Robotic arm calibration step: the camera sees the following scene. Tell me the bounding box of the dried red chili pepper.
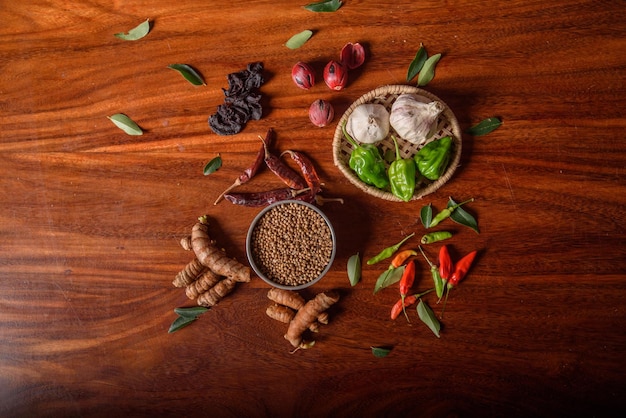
[214,128,275,204]
[281,150,321,195]
[398,260,416,322]
[262,138,307,190]
[224,187,310,207]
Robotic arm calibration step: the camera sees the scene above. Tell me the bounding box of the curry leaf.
[406,44,427,81]
[285,30,313,49]
[347,253,361,286]
[448,197,479,233]
[168,315,197,333]
[373,265,405,294]
[466,117,502,136]
[107,113,143,135]
[174,307,209,318]
[114,19,151,41]
[417,299,441,338]
[168,64,206,86]
[417,53,441,86]
[304,0,342,12]
[371,346,392,358]
[420,203,433,228]
[203,155,222,176]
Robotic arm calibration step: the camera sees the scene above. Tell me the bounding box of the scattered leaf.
[107,113,143,135]
[114,19,151,41]
[448,197,479,233]
[373,265,405,294]
[406,44,427,81]
[417,53,441,86]
[203,155,222,176]
[417,299,441,338]
[304,0,343,12]
[285,30,313,49]
[168,64,206,86]
[371,346,392,358]
[347,253,361,286]
[466,117,502,136]
[168,315,197,333]
[174,306,209,318]
[420,203,433,228]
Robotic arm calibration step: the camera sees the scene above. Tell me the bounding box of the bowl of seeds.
[246,200,336,290]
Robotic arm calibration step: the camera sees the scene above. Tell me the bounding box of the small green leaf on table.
[466,117,502,136]
[304,0,343,12]
[285,30,313,49]
[203,155,222,176]
[168,64,206,86]
[417,299,441,338]
[406,43,427,81]
[107,113,143,135]
[347,253,361,286]
[448,197,479,233]
[420,203,433,228]
[417,53,442,86]
[114,19,151,41]
[371,346,392,358]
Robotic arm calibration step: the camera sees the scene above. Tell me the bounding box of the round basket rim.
[332,84,462,201]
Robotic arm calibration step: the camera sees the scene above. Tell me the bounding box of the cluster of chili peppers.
[214,128,342,207]
[384,243,478,323]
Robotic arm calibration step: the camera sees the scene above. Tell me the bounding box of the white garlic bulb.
[346,103,390,144]
[390,94,445,145]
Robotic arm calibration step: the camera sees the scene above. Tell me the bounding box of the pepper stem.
[392,135,401,161]
[418,245,434,268]
[342,121,359,148]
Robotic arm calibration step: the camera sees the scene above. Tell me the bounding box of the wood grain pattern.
[1,1,625,417]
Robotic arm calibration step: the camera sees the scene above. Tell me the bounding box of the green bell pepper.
[414,136,453,181]
[388,136,416,202]
[342,123,389,189]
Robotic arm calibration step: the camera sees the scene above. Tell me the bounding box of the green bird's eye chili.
[367,232,415,265]
[420,231,452,244]
[414,136,452,180]
[418,245,444,299]
[388,136,416,202]
[342,122,389,189]
[429,198,474,228]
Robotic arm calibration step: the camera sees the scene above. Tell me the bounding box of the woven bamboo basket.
[332,85,462,201]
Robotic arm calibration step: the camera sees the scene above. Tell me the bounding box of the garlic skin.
[346,103,390,144]
[390,94,445,145]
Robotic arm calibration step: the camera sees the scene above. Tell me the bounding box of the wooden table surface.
[1,1,625,417]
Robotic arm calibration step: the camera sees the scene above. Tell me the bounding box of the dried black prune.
[209,62,265,136]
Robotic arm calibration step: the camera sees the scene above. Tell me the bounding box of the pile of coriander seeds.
[249,202,335,287]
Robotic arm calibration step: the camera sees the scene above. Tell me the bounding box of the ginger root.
[173,258,206,288]
[197,277,237,307]
[191,216,250,283]
[185,269,222,300]
[284,290,340,350]
[266,303,320,333]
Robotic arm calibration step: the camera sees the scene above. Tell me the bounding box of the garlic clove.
[346,103,390,144]
[390,94,444,145]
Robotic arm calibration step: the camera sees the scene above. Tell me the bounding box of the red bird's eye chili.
[418,246,445,300]
[390,288,435,320]
[440,249,478,318]
[262,138,307,190]
[214,128,275,205]
[281,150,321,195]
[398,260,416,322]
[438,244,453,282]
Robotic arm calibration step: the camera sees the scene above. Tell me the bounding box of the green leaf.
[417,299,441,338]
[466,117,502,136]
[373,265,405,294]
[304,0,342,12]
[447,197,479,233]
[347,253,361,286]
[107,113,143,135]
[203,155,222,176]
[406,44,427,81]
[114,19,151,41]
[420,203,432,228]
[168,315,197,333]
[371,346,392,358]
[168,64,206,86]
[417,53,441,86]
[285,30,313,49]
[174,306,209,318]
